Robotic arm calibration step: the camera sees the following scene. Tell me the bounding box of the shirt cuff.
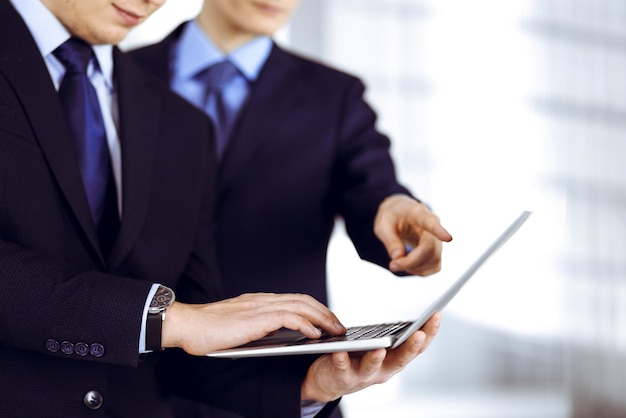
[301,399,326,418]
[139,283,160,354]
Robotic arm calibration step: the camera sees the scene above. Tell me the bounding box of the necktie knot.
[197,59,239,93]
[54,38,95,74]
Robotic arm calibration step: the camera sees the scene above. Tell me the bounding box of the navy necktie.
[54,38,119,255]
[196,60,239,157]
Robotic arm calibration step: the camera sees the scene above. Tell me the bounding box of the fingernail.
[391,249,403,259]
[441,228,453,241]
[390,262,400,272]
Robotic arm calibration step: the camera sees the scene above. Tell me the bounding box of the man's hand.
[301,313,441,402]
[374,194,452,275]
[161,293,346,356]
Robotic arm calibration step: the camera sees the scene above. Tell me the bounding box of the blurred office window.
[125,1,625,416]
[290,1,626,417]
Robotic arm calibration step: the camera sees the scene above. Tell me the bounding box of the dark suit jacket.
[131,24,411,306]
[0,3,320,417]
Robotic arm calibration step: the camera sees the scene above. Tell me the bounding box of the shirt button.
[45,339,60,353]
[90,343,105,358]
[83,390,103,410]
[75,342,89,356]
[60,341,74,355]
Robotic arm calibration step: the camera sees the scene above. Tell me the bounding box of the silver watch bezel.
[148,285,175,314]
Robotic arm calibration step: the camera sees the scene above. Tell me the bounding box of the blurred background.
[121,1,626,417]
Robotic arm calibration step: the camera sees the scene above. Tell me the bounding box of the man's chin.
[80,28,132,46]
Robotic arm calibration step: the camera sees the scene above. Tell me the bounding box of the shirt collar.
[10,0,114,90]
[174,20,273,82]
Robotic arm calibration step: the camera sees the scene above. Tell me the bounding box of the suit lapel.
[108,50,161,270]
[0,1,103,262]
[221,45,304,173]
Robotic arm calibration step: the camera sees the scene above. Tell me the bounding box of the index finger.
[413,211,453,242]
[265,293,347,336]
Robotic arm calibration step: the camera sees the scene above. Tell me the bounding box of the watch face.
[149,286,175,313]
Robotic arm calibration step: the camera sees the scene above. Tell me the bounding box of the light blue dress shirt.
[170,21,272,124]
[10,0,158,354]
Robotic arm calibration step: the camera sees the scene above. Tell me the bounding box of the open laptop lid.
[206,210,532,358]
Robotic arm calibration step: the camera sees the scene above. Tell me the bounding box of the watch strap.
[146,311,164,352]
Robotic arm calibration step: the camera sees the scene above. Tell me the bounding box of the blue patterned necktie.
[54,38,119,254]
[196,59,239,157]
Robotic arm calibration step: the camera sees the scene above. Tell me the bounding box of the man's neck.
[195,14,257,54]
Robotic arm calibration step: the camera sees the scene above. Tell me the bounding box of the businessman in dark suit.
[0,0,442,417]
[132,0,452,309]
[131,0,452,417]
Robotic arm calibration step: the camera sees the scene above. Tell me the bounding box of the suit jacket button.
[60,341,74,355]
[83,390,103,410]
[90,343,105,358]
[75,342,89,356]
[45,339,60,353]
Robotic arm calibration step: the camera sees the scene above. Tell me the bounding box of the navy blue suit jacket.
[131,24,411,306]
[0,3,323,417]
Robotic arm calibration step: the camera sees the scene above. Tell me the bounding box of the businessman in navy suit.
[0,0,442,416]
[131,0,452,417]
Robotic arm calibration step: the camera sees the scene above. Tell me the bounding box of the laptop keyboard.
[321,321,413,341]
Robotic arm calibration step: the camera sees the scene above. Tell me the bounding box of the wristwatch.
[146,285,175,352]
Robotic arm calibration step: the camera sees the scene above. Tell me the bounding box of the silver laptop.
[206,211,532,358]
